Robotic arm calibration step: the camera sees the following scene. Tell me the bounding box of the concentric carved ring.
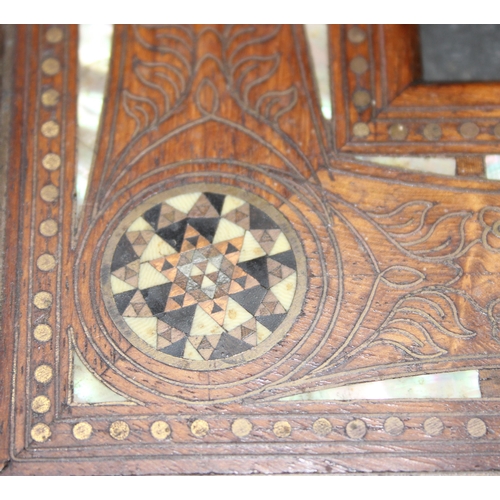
[77,166,340,403]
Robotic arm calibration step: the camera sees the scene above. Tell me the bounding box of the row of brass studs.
[30,26,64,444]
[352,121,500,141]
[30,416,489,443]
[346,25,373,141]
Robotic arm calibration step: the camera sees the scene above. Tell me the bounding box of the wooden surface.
[2,24,500,475]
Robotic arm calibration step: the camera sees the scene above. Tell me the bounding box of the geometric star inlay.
[108,190,298,367]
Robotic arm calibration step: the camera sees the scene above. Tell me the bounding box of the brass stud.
[459,122,479,139]
[42,153,61,171]
[423,123,442,141]
[34,364,53,384]
[389,123,408,141]
[34,324,53,342]
[32,395,51,414]
[46,27,63,44]
[73,421,93,441]
[352,89,371,108]
[37,253,56,272]
[190,419,209,437]
[384,416,405,436]
[150,420,171,441]
[40,219,58,237]
[40,184,59,202]
[349,56,369,75]
[347,26,366,44]
[31,423,51,443]
[33,292,53,310]
[231,418,253,438]
[41,120,60,138]
[41,58,61,76]
[494,123,500,139]
[467,417,487,438]
[41,89,60,107]
[109,420,129,440]
[423,417,444,436]
[353,122,370,138]
[346,419,367,439]
[312,418,332,437]
[273,420,292,438]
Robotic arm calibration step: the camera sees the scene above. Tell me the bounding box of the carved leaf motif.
[133,59,187,115]
[368,201,472,260]
[195,78,219,115]
[375,323,446,358]
[122,91,158,138]
[255,87,298,122]
[133,24,194,63]
[368,201,433,235]
[232,54,281,105]
[373,288,476,359]
[380,266,425,289]
[225,26,296,121]
[120,25,194,136]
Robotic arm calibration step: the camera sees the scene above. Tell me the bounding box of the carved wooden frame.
[331,24,500,155]
[2,24,500,475]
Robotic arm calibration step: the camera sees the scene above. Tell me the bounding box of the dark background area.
[420,24,500,82]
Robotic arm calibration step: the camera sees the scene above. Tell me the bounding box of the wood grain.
[2,24,500,475]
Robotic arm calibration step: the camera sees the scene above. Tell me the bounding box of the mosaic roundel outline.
[101,184,306,371]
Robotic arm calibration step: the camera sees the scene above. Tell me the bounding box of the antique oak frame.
[2,24,500,474]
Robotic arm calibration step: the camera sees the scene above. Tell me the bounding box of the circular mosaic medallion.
[102,185,304,371]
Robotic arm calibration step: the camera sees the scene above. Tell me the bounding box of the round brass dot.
[37,253,56,272]
[41,89,60,107]
[347,26,366,44]
[423,416,444,436]
[150,420,171,440]
[389,123,408,141]
[231,418,252,438]
[190,419,209,437]
[349,56,369,75]
[352,89,371,108]
[34,323,52,342]
[109,420,129,440]
[34,364,53,384]
[40,184,59,202]
[41,58,61,76]
[346,419,367,439]
[312,418,332,437]
[41,120,60,138]
[42,153,61,171]
[33,292,53,310]
[494,123,500,139]
[353,122,370,138]
[32,395,51,414]
[384,416,405,436]
[467,417,487,438]
[39,219,58,237]
[46,27,63,44]
[459,122,480,140]
[31,423,51,443]
[423,123,442,141]
[73,421,93,440]
[273,420,292,438]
